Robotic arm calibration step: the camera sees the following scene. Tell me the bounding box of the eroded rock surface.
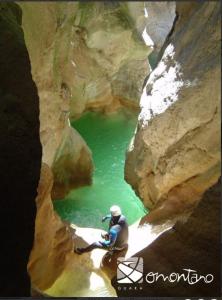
[18,2,176,198]
[28,164,115,296]
[28,164,74,291]
[125,2,221,221]
[18,2,153,121]
[51,126,93,199]
[19,3,94,196]
[127,2,176,67]
[45,225,116,297]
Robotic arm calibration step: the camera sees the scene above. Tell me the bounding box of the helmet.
[110,205,121,216]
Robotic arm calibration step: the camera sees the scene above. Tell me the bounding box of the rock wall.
[0,2,220,297]
[51,126,93,199]
[125,1,221,222]
[112,179,221,297]
[28,164,74,291]
[19,3,93,197]
[19,3,93,198]
[18,2,176,199]
[0,3,41,295]
[127,2,176,68]
[16,1,181,295]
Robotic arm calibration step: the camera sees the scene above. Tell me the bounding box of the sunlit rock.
[43,220,172,297]
[45,224,116,297]
[28,164,116,297]
[28,164,74,291]
[125,2,221,221]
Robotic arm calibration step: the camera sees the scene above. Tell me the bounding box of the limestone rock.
[127,2,176,53]
[51,126,93,199]
[19,2,93,195]
[111,59,148,111]
[69,2,151,117]
[29,164,114,296]
[45,225,116,297]
[125,2,221,220]
[143,2,176,52]
[19,2,176,197]
[19,2,152,121]
[28,164,74,291]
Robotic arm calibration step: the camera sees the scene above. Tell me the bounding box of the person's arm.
[101,214,112,222]
[101,229,117,248]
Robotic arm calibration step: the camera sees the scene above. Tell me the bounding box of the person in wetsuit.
[75,205,128,254]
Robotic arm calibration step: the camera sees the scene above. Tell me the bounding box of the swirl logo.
[117,257,143,283]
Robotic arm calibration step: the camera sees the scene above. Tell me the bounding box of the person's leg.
[82,241,104,252]
[75,241,105,254]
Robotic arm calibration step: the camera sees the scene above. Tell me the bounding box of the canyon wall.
[19,3,93,198]
[125,1,221,222]
[0,3,41,295]
[0,3,74,294]
[15,2,153,294]
[6,1,220,296]
[28,164,74,292]
[20,1,153,120]
[0,3,74,295]
[19,1,176,199]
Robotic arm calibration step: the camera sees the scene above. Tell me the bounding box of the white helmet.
[110,205,121,217]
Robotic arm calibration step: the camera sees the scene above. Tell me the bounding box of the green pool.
[53,110,147,229]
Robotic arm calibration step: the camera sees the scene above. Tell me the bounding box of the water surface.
[53,110,147,229]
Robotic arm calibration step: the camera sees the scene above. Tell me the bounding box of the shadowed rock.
[0,3,41,296]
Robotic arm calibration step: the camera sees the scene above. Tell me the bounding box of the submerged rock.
[125,2,221,221]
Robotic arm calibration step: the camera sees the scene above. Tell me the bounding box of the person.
[74,205,128,255]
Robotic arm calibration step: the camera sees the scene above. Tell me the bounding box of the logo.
[117,257,143,284]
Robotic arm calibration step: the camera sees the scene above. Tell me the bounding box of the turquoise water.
[53,110,147,229]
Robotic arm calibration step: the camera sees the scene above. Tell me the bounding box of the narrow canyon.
[0,1,220,297]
